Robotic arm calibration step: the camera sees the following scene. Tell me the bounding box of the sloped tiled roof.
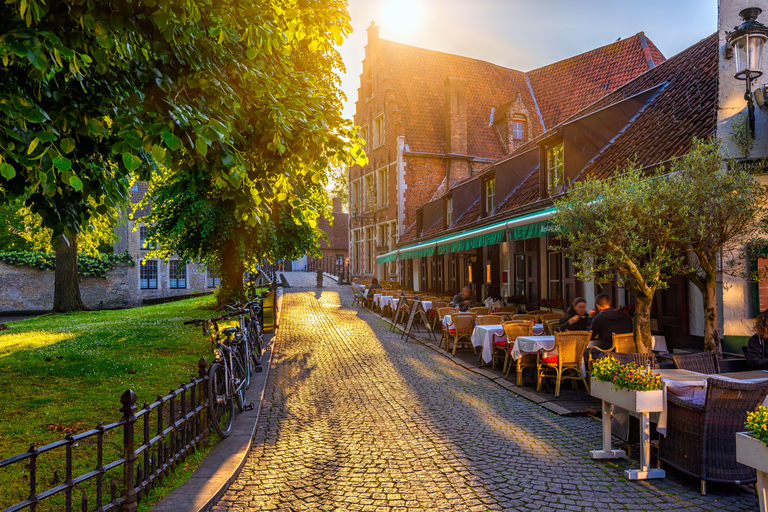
[453,199,482,228]
[527,33,665,128]
[378,40,542,159]
[497,33,717,215]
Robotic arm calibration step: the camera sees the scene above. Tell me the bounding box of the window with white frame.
[373,115,385,148]
[207,271,221,288]
[350,179,360,213]
[511,120,525,140]
[353,230,362,274]
[365,227,374,273]
[485,177,495,215]
[376,167,388,207]
[547,143,564,192]
[139,226,154,251]
[445,196,453,227]
[364,174,374,211]
[360,125,369,148]
[169,261,186,289]
[140,260,158,289]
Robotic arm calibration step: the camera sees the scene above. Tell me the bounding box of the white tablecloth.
[511,335,556,360]
[378,296,395,309]
[373,293,383,306]
[471,325,505,364]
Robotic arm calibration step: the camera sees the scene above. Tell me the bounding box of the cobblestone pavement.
[216,286,758,511]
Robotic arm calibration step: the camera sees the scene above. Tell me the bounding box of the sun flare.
[382,0,423,34]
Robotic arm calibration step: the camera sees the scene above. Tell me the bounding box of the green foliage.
[746,406,768,448]
[0,250,133,277]
[731,115,754,160]
[327,165,349,208]
[592,357,664,392]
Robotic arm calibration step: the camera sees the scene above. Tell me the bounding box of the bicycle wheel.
[247,319,263,366]
[237,335,252,390]
[207,361,234,438]
[231,352,248,412]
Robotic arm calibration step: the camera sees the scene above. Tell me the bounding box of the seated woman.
[483,285,505,311]
[558,297,589,332]
[747,310,768,370]
[365,277,383,298]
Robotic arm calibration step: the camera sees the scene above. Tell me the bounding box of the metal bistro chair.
[671,351,721,375]
[447,313,477,356]
[537,331,592,397]
[492,321,533,376]
[659,378,768,495]
[476,315,504,326]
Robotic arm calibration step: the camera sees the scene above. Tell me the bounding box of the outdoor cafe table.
[392,298,433,312]
[510,333,553,361]
[471,324,505,364]
[377,295,394,310]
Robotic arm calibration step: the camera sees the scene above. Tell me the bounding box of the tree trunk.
[53,234,87,312]
[633,298,654,353]
[703,271,720,353]
[219,238,245,305]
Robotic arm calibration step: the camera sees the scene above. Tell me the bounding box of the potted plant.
[589,357,666,480]
[736,405,768,510]
[539,298,565,314]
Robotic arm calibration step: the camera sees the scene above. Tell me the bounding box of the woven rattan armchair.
[659,378,768,494]
[671,351,721,374]
[351,285,365,306]
[469,307,491,315]
[513,314,536,322]
[430,302,449,330]
[537,331,591,397]
[496,306,518,314]
[540,313,561,323]
[437,307,458,350]
[527,309,549,321]
[589,332,638,369]
[544,319,560,335]
[447,313,477,356]
[494,322,534,380]
[477,315,504,326]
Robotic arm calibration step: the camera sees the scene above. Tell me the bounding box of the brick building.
[305,197,349,269]
[348,22,664,283]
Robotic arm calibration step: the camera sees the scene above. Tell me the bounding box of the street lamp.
[727,7,768,138]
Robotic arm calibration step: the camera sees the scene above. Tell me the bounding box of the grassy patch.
[0,296,229,509]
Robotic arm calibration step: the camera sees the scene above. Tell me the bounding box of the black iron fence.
[1,358,210,512]
[306,257,349,284]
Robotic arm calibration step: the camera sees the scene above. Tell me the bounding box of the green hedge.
[0,251,135,278]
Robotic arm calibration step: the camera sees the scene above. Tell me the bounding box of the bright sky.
[339,0,718,120]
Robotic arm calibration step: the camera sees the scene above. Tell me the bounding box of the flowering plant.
[591,357,664,392]
[746,406,768,447]
[539,298,564,310]
[507,294,526,304]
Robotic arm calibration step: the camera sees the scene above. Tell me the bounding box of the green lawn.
[0,296,228,509]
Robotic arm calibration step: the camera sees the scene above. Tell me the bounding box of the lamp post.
[727,7,768,138]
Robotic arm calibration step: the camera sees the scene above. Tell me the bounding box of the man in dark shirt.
[588,294,633,350]
[452,286,475,308]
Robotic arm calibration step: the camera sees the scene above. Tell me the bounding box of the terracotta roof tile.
[453,199,482,228]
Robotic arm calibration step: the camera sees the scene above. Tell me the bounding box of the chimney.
[445,77,470,183]
[332,197,343,213]
[368,21,379,43]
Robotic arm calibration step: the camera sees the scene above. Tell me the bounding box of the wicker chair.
[527,309,549,321]
[437,307,459,349]
[469,307,491,315]
[447,313,477,355]
[540,313,562,323]
[544,319,560,335]
[492,322,534,377]
[477,315,504,325]
[351,285,365,306]
[671,352,721,374]
[589,332,638,369]
[537,331,591,397]
[513,314,536,322]
[612,352,656,368]
[430,302,449,330]
[496,306,518,314]
[659,378,768,494]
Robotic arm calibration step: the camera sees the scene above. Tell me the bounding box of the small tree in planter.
[589,357,666,480]
[736,406,768,510]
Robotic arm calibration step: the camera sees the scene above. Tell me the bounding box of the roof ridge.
[525,32,650,74]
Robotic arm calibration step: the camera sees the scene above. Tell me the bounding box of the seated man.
[747,310,768,370]
[351,277,366,295]
[452,286,475,309]
[588,293,633,351]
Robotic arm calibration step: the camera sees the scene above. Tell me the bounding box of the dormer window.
[546,144,564,192]
[484,177,495,215]
[445,196,453,228]
[416,210,424,236]
[511,120,525,140]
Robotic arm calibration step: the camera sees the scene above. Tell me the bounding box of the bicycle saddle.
[222,327,239,335]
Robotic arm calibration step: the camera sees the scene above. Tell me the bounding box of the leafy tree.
[327,165,349,209]
[667,138,768,352]
[552,163,683,352]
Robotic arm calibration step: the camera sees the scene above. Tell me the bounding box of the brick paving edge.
[151,289,285,512]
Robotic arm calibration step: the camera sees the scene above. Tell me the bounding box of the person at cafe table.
[483,284,506,310]
[747,309,768,370]
[365,277,383,298]
[587,293,632,349]
[558,297,589,332]
[351,277,366,295]
[452,286,475,309]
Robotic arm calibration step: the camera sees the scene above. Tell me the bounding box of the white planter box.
[736,432,768,512]
[590,378,664,413]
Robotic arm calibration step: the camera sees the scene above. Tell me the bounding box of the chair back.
[513,314,536,322]
[437,307,458,325]
[450,313,476,335]
[671,351,720,374]
[612,332,638,353]
[432,301,449,310]
[477,315,504,325]
[527,309,549,317]
[544,319,560,335]
[553,331,592,365]
[612,352,656,368]
[503,322,533,341]
[540,313,561,322]
[496,306,518,314]
[469,307,490,315]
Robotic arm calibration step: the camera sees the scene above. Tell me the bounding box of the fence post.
[120,390,138,512]
[198,358,209,447]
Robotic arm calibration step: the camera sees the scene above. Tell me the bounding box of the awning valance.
[510,219,561,241]
[437,219,508,255]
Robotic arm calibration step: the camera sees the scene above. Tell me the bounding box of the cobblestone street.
[216,278,759,511]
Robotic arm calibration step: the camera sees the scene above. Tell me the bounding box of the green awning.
[437,224,507,255]
[377,253,398,264]
[400,245,436,260]
[510,220,561,241]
